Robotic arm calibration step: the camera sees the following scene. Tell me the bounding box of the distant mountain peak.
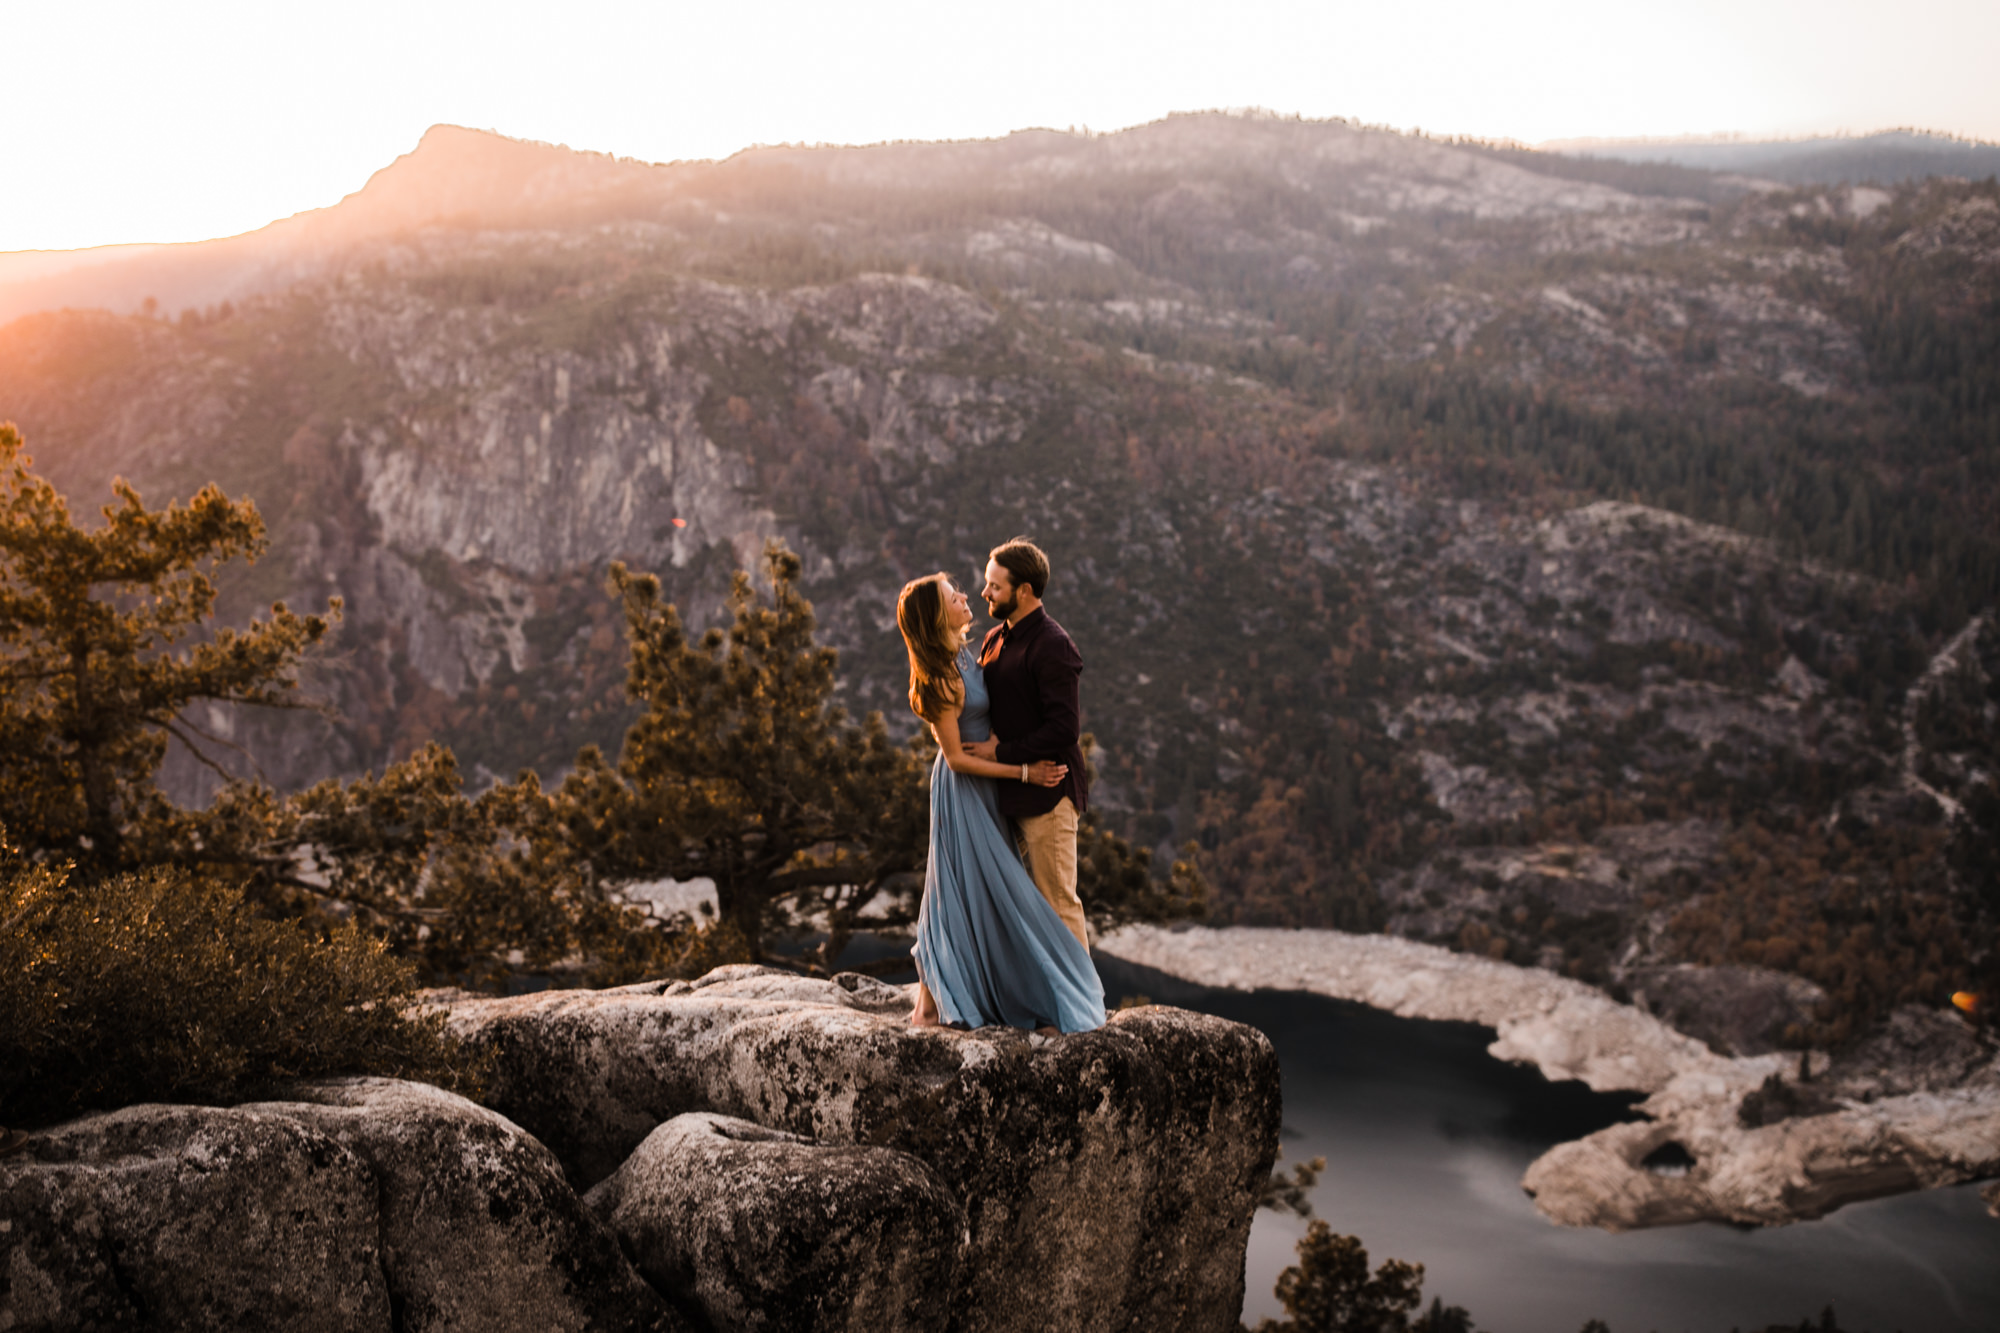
[312,124,656,241]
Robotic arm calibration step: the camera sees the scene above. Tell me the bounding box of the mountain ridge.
[0,124,671,324]
[2,112,1994,1062]
[0,115,1685,325]
[1544,128,2000,188]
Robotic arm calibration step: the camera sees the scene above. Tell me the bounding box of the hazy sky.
[4,0,1996,252]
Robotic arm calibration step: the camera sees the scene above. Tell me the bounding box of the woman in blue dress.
[895,573,1107,1034]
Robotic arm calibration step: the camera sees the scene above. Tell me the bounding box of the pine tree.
[0,424,682,988]
[0,423,335,875]
[1413,1299,1475,1333]
[554,544,930,968]
[1255,1220,1427,1333]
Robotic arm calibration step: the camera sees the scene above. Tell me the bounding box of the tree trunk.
[719,874,765,963]
[69,632,118,868]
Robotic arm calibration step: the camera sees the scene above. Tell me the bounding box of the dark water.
[1093,956,2000,1333]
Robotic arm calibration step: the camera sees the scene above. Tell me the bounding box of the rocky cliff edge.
[1,966,1279,1333]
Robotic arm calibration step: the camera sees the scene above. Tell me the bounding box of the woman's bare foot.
[1034,1025,1059,1037]
[911,981,942,1027]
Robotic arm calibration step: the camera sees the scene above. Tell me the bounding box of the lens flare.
[1951,991,1978,1015]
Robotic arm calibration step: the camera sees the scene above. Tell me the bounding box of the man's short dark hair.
[989,537,1050,598]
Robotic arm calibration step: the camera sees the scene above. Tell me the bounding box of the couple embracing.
[895,538,1107,1035]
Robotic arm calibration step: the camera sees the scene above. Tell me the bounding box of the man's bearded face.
[982,559,1019,621]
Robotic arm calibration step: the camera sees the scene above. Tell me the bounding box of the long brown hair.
[896,573,966,723]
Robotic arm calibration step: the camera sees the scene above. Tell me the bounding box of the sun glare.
[2,0,1997,251]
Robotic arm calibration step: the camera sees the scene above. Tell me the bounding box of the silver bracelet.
[1020,763,1029,783]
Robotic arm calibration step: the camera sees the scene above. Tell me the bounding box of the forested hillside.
[3,113,1994,1048]
[1547,129,2000,189]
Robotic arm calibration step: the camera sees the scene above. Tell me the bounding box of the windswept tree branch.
[161,709,268,784]
[159,719,245,786]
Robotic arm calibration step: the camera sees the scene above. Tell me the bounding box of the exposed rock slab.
[0,1082,683,1332]
[437,966,1279,1333]
[1,1104,390,1331]
[1098,925,2000,1231]
[1098,924,1752,1094]
[1823,1004,1995,1099]
[587,1111,963,1333]
[1521,1082,2000,1229]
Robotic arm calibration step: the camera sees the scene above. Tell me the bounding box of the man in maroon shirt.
[965,538,1090,948]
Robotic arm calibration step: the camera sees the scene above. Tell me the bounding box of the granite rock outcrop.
[437,966,1281,1333]
[1,1104,392,1331]
[586,1111,964,1333]
[4,971,1277,1333]
[0,1080,680,1332]
[249,1078,683,1332]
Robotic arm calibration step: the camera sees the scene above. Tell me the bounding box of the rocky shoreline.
[1097,924,2000,1231]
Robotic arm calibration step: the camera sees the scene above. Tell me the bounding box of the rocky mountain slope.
[2,114,1994,1055]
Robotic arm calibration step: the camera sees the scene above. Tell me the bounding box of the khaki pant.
[1015,797,1089,949]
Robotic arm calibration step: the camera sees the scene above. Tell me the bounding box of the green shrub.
[0,842,475,1128]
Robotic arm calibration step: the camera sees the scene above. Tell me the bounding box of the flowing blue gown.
[912,647,1107,1033]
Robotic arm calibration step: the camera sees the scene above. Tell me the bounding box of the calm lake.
[1092,955,2000,1333]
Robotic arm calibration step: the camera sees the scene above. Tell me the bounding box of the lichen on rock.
[1,1104,391,1332]
[245,1078,683,1332]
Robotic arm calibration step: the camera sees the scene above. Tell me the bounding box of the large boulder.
[439,966,1280,1333]
[0,1080,685,1333]
[1,1104,392,1331]
[246,1078,684,1332]
[586,1111,963,1332]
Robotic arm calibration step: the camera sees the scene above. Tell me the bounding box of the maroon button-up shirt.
[978,606,1088,819]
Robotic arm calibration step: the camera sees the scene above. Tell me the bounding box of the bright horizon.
[5,0,1997,254]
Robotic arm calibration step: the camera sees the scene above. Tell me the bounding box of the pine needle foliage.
[1254,1221,1427,1333]
[211,743,701,990]
[1077,814,1209,929]
[555,544,930,967]
[0,831,473,1128]
[0,424,698,990]
[0,421,336,876]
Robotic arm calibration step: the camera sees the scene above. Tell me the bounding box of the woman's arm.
[933,708,1067,787]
